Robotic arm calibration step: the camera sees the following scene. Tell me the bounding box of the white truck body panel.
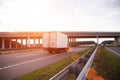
[43,32,68,48]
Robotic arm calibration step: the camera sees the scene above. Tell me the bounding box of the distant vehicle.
[43,31,69,53]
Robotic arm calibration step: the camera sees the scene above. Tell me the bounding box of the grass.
[16,47,92,80]
[66,74,76,80]
[87,47,120,80]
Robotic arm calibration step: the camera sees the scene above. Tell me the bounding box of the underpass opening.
[74,38,114,47]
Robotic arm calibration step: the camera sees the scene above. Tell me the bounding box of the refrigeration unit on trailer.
[43,31,69,53]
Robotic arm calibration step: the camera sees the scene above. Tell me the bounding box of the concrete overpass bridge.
[0,32,43,50]
[0,32,120,50]
[63,32,120,46]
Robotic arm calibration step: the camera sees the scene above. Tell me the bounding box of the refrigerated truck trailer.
[43,31,69,53]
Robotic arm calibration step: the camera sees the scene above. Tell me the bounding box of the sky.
[0,0,120,32]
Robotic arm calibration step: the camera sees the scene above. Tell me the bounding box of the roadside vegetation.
[87,47,120,80]
[16,47,92,80]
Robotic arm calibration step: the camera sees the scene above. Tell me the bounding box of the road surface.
[106,46,120,56]
[0,47,88,80]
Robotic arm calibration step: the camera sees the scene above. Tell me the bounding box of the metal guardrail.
[49,53,81,80]
[76,47,98,80]
[105,47,120,56]
[49,47,97,80]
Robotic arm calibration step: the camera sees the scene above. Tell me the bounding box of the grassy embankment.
[16,47,92,80]
[87,47,120,80]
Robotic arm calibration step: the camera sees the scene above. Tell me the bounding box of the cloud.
[107,0,120,8]
[0,0,120,31]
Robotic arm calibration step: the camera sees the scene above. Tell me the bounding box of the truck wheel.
[52,50,56,54]
[49,51,52,54]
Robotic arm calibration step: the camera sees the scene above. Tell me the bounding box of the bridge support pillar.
[38,38,41,48]
[26,38,27,47]
[21,39,23,48]
[68,38,71,46]
[96,36,99,46]
[71,38,73,42]
[15,39,18,49]
[27,37,30,47]
[115,37,120,46]
[70,38,72,42]
[2,38,5,50]
[68,38,77,47]
[38,38,40,45]
[34,38,36,47]
[69,38,71,43]
[73,38,76,42]
[9,38,12,49]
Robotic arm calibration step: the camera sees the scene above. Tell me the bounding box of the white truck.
[43,31,69,53]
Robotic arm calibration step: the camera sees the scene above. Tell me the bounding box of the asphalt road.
[0,47,88,80]
[106,46,120,56]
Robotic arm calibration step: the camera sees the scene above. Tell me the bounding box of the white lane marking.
[16,54,37,58]
[0,48,86,71]
[106,47,120,56]
[0,53,64,71]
